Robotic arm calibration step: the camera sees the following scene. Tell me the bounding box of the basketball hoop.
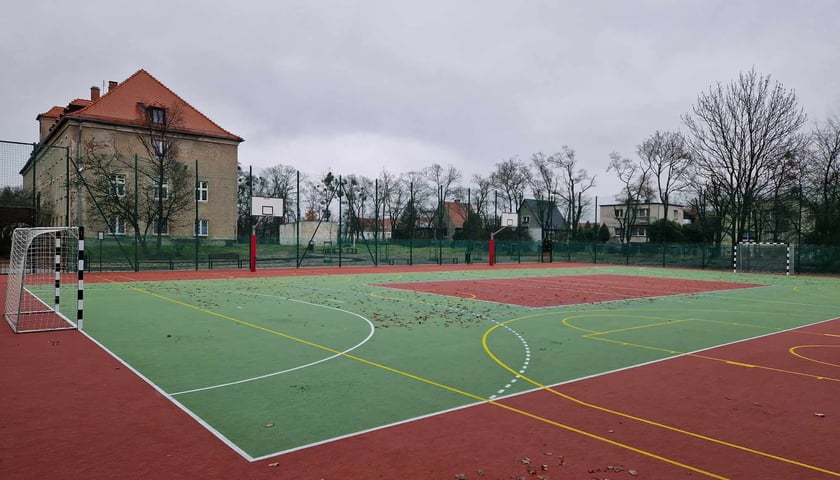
[489,213,518,266]
[249,197,285,271]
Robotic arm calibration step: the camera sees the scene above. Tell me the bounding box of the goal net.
[4,227,84,333]
[733,242,792,275]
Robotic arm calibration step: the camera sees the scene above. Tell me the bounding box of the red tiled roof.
[37,106,64,120]
[445,201,472,227]
[41,69,242,143]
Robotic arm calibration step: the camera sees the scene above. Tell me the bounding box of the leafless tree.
[527,152,565,245]
[422,164,462,239]
[340,174,373,242]
[636,130,692,216]
[490,156,530,213]
[555,146,596,238]
[804,114,840,244]
[129,101,194,249]
[682,68,807,242]
[607,152,653,244]
[471,173,494,228]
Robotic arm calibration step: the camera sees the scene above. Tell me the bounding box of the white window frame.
[196,180,209,202]
[109,173,126,198]
[108,217,126,235]
[153,139,169,157]
[522,216,530,225]
[153,218,169,236]
[615,208,624,217]
[148,107,166,125]
[194,219,209,237]
[153,179,169,200]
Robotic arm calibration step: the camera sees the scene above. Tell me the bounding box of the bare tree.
[682,68,807,242]
[490,156,530,214]
[471,173,494,229]
[131,102,194,249]
[379,169,403,239]
[341,174,373,242]
[528,152,565,247]
[422,164,462,239]
[805,114,840,244]
[607,152,653,244]
[555,146,596,239]
[636,130,692,216]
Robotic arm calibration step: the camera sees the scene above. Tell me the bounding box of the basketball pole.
[489,213,517,266]
[250,215,267,272]
[489,225,507,267]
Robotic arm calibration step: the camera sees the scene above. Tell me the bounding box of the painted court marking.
[482,311,840,478]
[170,291,376,396]
[92,275,840,476]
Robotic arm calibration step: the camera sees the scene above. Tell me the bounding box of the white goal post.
[4,226,85,333]
[733,241,793,276]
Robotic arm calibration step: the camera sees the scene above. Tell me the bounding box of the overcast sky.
[3,0,839,202]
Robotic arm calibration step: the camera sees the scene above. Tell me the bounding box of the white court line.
[170,292,375,396]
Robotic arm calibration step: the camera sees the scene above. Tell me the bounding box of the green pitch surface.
[80,266,840,459]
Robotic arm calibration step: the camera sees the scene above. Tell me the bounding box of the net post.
[54,234,61,312]
[733,243,737,273]
[77,226,84,330]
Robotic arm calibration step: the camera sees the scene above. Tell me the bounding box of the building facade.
[599,202,685,242]
[21,69,243,240]
[517,199,566,242]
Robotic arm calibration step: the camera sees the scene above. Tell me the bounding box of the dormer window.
[148,107,166,125]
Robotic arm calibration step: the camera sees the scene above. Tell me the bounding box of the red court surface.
[379,273,762,307]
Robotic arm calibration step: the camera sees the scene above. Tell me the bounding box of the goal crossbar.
[733,241,792,276]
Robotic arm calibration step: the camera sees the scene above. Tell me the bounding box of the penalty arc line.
[170,292,376,396]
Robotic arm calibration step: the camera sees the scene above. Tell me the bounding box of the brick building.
[21,69,243,240]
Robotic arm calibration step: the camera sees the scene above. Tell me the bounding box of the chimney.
[90,86,100,101]
[108,81,118,92]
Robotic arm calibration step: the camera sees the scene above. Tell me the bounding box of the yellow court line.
[584,318,691,336]
[692,354,840,382]
[481,313,840,478]
[104,279,731,479]
[453,291,478,299]
[789,345,840,369]
[563,312,840,382]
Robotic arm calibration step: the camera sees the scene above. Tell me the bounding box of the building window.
[108,217,126,235]
[637,208,649,217]
[109,173,126,198]
[153,179,169,200]
[631,226,647,237]
[148,107,166,125]
[195,219,209,237]
[153,139,169,157]
[673,209,680,220]
[153,218,169,236]
[522,216,530,224]
[196,180,208,202]
[614,208,624,217]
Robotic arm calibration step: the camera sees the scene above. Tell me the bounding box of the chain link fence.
[3,139,840,275]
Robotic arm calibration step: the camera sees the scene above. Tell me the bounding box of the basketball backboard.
[251,196,285,217]
[500,212,518,227]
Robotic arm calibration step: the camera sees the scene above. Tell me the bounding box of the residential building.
[517,199,566,242]
[21,69,243,240]
[599,202,685,242]
[442,200,472,238]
